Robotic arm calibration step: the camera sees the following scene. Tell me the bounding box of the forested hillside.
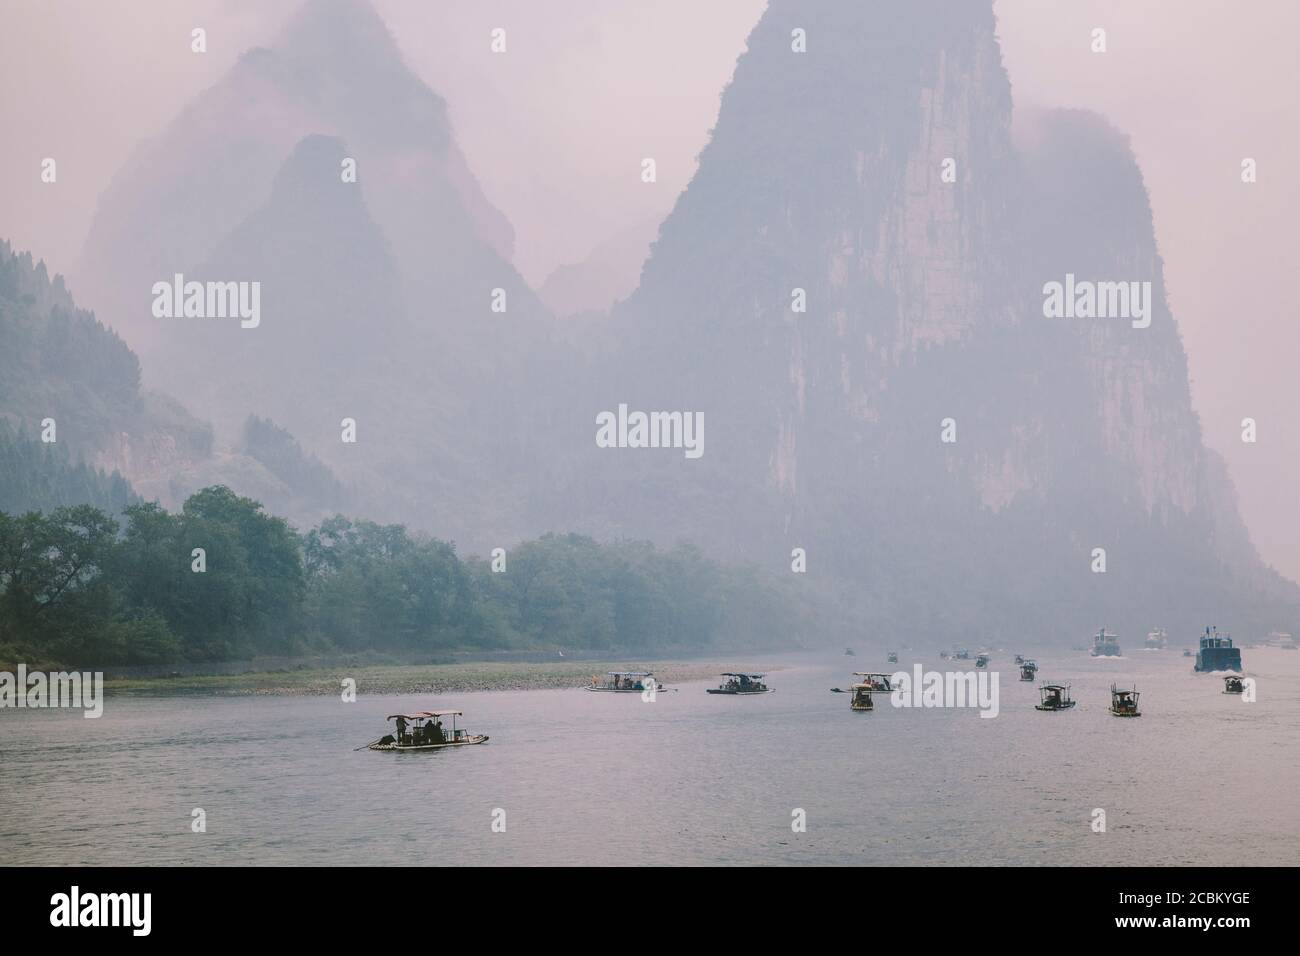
[0,486,813,668]
[0,422,136,516]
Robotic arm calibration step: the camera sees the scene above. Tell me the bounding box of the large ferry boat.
[1194,627,1242,672]
[1090,628,1121,657]
[1144,628,1167,650]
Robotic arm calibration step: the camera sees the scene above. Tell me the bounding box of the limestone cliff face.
[556,0,1297,639]
[1013,108,1203,519]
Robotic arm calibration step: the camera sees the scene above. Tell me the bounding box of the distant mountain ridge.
[0,239,347,527]
[62,0,1298,643]
[78,0,567,542]
[544,0,1299,640]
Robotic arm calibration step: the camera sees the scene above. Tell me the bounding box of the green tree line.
[0,485,810,667]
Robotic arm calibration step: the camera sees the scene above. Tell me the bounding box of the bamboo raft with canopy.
[363,711,488,751]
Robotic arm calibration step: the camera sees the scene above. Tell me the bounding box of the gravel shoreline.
[102,660,769,697]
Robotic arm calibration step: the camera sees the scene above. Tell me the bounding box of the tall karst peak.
[264,0,451,152]
[557,0,1296,640]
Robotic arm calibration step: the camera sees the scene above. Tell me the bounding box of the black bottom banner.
[0,865,1284,941]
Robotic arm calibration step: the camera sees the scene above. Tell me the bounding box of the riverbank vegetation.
[0,485,812,668]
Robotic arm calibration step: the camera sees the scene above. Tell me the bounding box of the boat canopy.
[1040,684,1069,691]
[721,672,765,678]
[854,672,894,679]
[386,711,462,720]
[607,671,653,677]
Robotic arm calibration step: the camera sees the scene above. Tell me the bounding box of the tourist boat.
[953,649,971,661]
[1264,631,1296,650]
[366,711,488,751]
[707,672,771,695]
[1144,628,1168,650]
[887,651,898,664]
[1019,659,1038,681]
[588,671,662,693]
[854,672,895,692]
[1222,675,1246,695]
[1109,684,1141,717]
[1194,627,1242,673]
[975,653,991,668]
[1035,684,1076,711]
[1090,628,1122,657]
[850,682,874,711]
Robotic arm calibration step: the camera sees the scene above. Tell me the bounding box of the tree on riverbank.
[0,486,810,667]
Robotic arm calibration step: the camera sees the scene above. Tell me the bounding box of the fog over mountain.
[78,0,567,542]
[8,0,1298,646]
[546,0,1299,641]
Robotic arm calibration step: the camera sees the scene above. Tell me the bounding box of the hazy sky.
[1,0,1296,581]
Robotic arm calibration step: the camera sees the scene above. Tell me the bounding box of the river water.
[2,648,1296,865]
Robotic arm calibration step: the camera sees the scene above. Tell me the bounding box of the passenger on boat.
[395,715,408,745]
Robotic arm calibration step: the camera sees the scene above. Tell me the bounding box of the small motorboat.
[850,682,874,712]
[886,651,898,664]
[1019,659,1038,681]
[1108,684,1141,717]
[1014,654,1024,665]
[707,672,772,695]
[844,647,856,657]
[975,653,991,668]
[1222,675,1246,695]
[365,711,488,751]
[1035,684,1076,712]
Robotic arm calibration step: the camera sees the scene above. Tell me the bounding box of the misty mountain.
[0,239,348,527]
[1,239,210,478]
[546,0,1298,642]
[78,0,567,541]
[537,219,660,318]
[67,0,1297,644]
